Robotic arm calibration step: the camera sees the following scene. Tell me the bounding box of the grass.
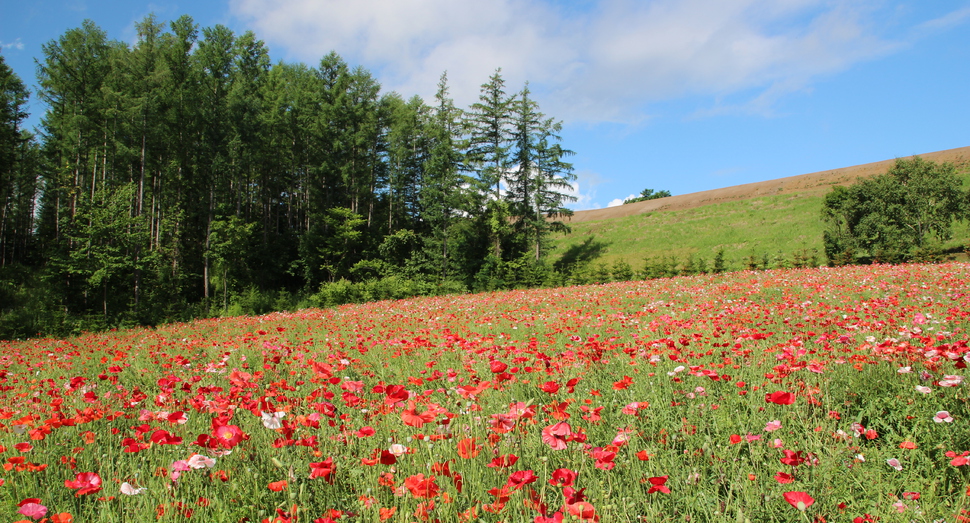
[550,168,970,270]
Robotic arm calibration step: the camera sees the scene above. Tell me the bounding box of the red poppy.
[64,472,102,496]
[646,476,670,494]
[404,474,440,499]
[783,491,815,511]
[539,381,561,394]
[550,468,578,487]
[401,402,435,427]
[309,458,335,483]
[456,438,479,459]
[766,391,796,405]
[506,469,537,490]
[566,501,598,521]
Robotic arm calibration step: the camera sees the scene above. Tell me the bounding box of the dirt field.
[566,146,970,224]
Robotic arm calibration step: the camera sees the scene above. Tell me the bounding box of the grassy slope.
[549,165,970,271]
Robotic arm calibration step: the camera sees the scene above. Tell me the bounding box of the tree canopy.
[0,16,581,338]
[822,156,968,264]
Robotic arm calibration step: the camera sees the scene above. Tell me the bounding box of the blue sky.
[2,0,969,209]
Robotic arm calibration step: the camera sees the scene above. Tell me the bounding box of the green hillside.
[549,168,970,273]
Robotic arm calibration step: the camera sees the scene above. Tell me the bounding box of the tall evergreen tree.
[466,69,513,258]
[421,72,470,282]
[0,54,34,267]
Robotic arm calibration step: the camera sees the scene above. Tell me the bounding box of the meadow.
[548,165,970,270]
[1,262,970,522]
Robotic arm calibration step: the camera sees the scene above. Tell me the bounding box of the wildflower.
[404,474,440,499]
[780,450,807,467]
[64,472,102,496]
[940,375,964,387]
[783,491,815,511]
[541,422,572,450]
[934,411,954,423]
[401,402,434,427]
[17,499,47,520]
[766,391,796,405]
[309,458,335,483]
[506,470,538,490]
[774,472,794,484]
[566,501,598,521]
[646,476,670,494]
[764,420,782,432]
[456,438,479,459]
[260,411,286,430]
[550,468,578,488]
[540,381,561,394]
[187,454,215,469]
[886,458,902,471]
[212,423,245,449]
[120,482,145,495]
[589,447,616,470]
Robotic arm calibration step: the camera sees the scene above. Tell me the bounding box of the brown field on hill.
[567,145,970,224]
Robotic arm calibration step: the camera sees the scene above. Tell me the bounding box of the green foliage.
[312,275,467,308]
[712,248,726,273]
[623,188,672,204]
[822,157,967,264]
[611,259,635,281]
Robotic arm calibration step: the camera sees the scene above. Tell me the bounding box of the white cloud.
[563,170,605,210]
[0,39,25,51]
[608,194,637,207]
[228,0,965,123]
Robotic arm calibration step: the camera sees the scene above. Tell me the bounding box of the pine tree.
[508,83,576,261]
[421,72,470,282]
[0,54,34,267]
[466,69,513,258]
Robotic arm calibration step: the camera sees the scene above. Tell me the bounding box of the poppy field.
[2,263,970,523]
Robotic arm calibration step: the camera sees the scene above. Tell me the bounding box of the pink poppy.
[541,422,572,450]
[17,499,47,520]
[934,411,954,423]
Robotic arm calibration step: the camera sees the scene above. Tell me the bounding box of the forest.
[0,15,580,338]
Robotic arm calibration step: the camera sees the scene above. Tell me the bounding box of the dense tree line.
[0,15,578,338]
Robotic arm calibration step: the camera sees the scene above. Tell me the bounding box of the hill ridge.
[567,145,970,224]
